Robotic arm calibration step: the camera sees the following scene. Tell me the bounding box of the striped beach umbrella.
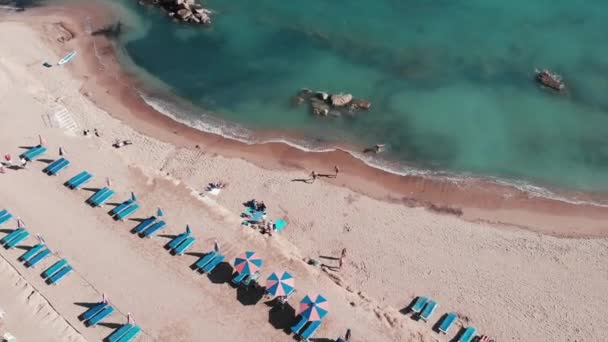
[299,294,329,321]
[266,271,295,297]
[234,251,263,275]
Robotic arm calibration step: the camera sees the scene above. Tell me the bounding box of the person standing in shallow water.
[334,165,340,178]
[310,171,318,183]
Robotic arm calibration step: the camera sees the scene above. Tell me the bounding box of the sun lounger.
[290,315,308,335]
[132,217,156,234]
[116,325,141,342]
[458,326,477,342]
[167,232,188,250]
[68,172,93,189]
[419,300,437,321]
[87,187,110,204]
[24,248,52,267]
[194,252,217,270]
[231,271,248,285]
[0,211,12,225]
[86,305,114,326]
[48,159,70,175]
[92,189,115,207]
[19,244,45,262]
[4,230,29,249]
[0,228,25,246]
[44,158,65,173]
[81,302,107,322]
[0,209,7,217]
[115,204,139,221]
[173,236,195,255]
[41,259,68,279]
[140,220,166,238]
[439,312,458,334]
[47,265,72,285]
[202,254,224,273]
[22,145,47,161]
[66,171,87,187]
[300,320,322,341]
[242,271,260,287]
[410,296,428,314]
[107,324,134,342]
[110,200,134,216]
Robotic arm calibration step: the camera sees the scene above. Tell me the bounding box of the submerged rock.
[330,93,353,107]
[295,89,371,116]
[139,0,213,26]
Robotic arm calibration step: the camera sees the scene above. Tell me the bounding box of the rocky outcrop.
[138,0,213,26]
[292,88,371,116]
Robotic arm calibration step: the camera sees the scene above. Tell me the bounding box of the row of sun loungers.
[409,296,479,341]
[65,171,93,189]
[291,316,322,341]
[166,231,196,255]
[132,217,166,238]
[194,251,225,274]
[87,187,116,207]
[80,301,115,327]
[107,323,142,342]
[20,145,47,161]
[43,158,70,176]
[0,209,13,225]
[1,228,29,249]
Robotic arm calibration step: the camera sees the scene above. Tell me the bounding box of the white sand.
[0,15,607,342]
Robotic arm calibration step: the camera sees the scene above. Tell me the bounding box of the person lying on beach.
[113,139,133,148]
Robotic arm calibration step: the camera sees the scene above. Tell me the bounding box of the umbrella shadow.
[319,255,339,261]
[310,339,334,342]
[267,302,297,334]
[186,251,207,260]
[18,146,34,150]
[128,217,148,223]
[98,322,122,330]
[15,245,31,251]
[208,262,233,284]
[74,301,99,320]
[82,187,100,193]
[236,285,265,306]
[0,229,15,234]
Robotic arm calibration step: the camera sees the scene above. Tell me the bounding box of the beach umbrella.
[38,134,46,146]
[131,192,137,201]
[106,177,112,187]
[157,207,164,217]
[4,153,12,162]
[102,293,109,304]
[266,271,295,297]
[59,146,66,157]
[299,294,329,321]
[274,219,287,232]
[16,218,24,228]
[213,239,220,253]
[186,225,191,235]
[36,234,46,245]
[234,251,263,275]
[127,312,135,325]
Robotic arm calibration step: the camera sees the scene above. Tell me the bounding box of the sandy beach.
[1,5,608,342]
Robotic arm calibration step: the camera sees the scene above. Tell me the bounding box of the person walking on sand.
[20,157,28,169]
[310,171,318,183]
[338,248,347,270]
[334,165,340,178]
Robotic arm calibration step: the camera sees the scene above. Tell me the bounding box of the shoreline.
[11,3,608,238]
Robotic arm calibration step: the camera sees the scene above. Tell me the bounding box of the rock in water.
[330,93,353,107]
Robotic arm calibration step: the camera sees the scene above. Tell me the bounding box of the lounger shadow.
[207,262,232,284]
[236,285,265,306]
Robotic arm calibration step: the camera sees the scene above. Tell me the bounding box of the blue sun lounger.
[420,300,437,321]
[92,189,115,207]
[194,252,217,270]
[47,159,70,175]
[140,220,166,238]
[411,296,428,314]
[87,187,110,204]
[4,230,29,249]
[173,236,195,255]
[21,145,47,161]
[107,324,134,342]
[300,320,322,341]
[439,312,458,334]
[47,265,73,285]
[167,232,188,250]
[25,248,52,267]
[132,217,156,234]
[19,244,45,262]
[458,326,477,342]
[115,204,139,221]
[231,271,248,285]
[0,210,12,225]
[86,305,114,326]
[80,302,107,322]
[116,325,141,342]
[66,171,93,189]
[291,315,308,335]
[42,259,68,279]
[0,228,25,246]
[110,200,134,216]
[202,254,224,273]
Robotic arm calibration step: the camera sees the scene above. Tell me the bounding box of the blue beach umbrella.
[299,294,329,321]
[234,251,263,275]
[131,192,137,201]
[266,271,295,297]
[274,219,287,232]
[157,207,164,217]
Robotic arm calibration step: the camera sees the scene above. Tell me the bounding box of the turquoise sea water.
[96,0,608,193]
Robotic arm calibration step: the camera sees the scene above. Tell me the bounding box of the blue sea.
[60,0,608,196]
